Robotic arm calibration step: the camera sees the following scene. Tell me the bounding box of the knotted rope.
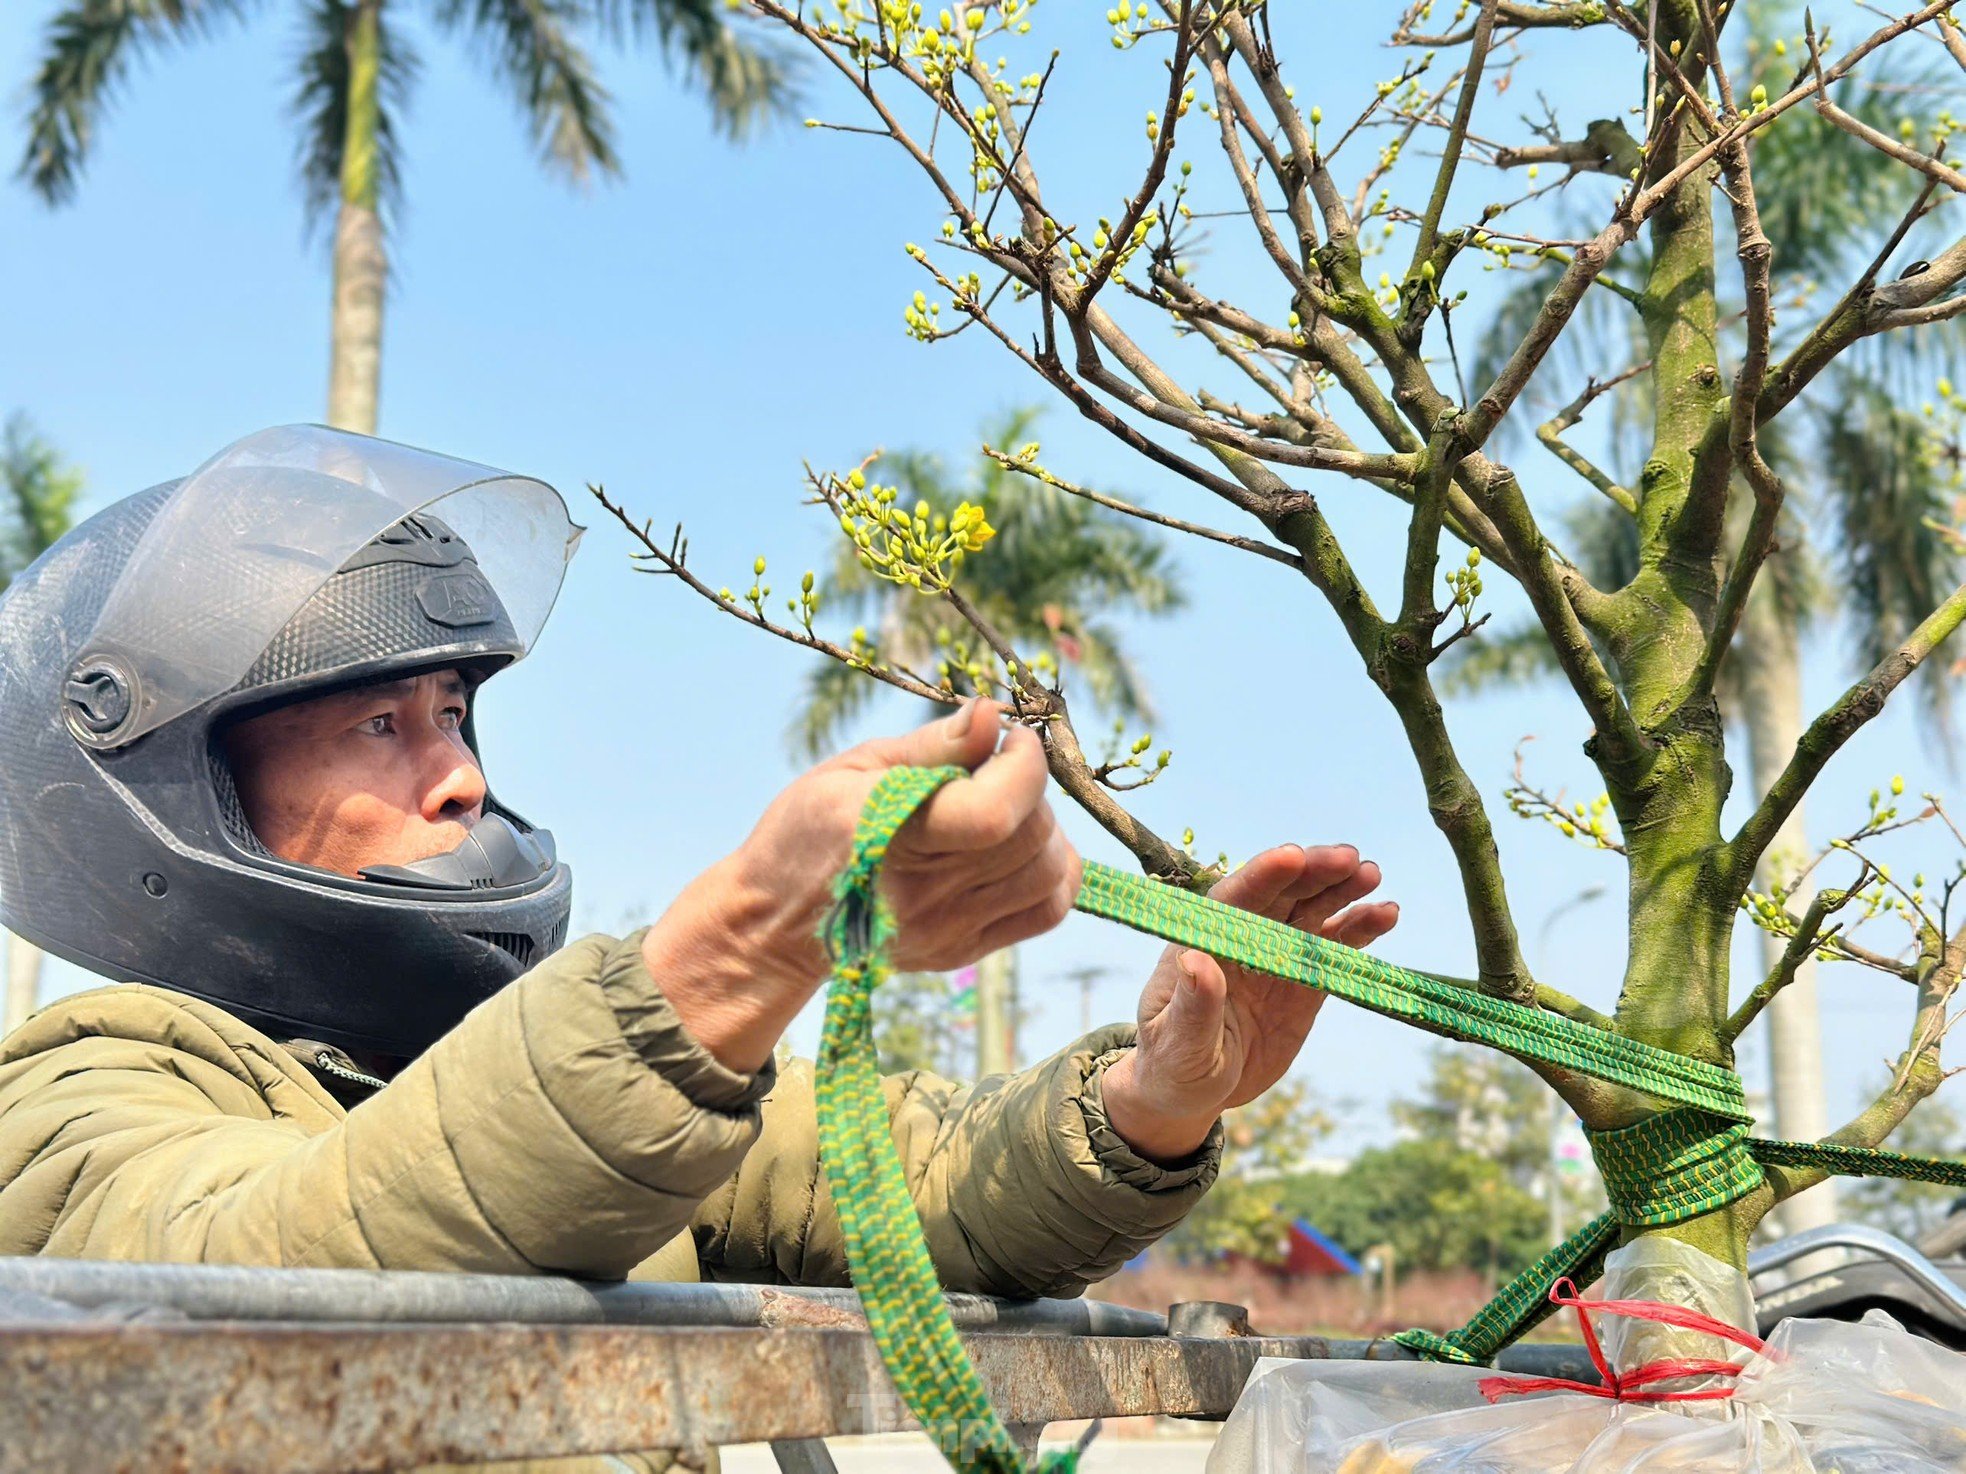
[814,767,1966,1470]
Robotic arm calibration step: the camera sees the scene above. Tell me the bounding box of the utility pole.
[1062,965,1112,1038]
[975,949,1018,1076]
[4,929,43,1035]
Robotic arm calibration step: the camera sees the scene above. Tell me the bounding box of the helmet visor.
[79,425,582,743]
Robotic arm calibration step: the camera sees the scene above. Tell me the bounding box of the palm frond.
[598,0,795,138]
[1436,619,1564,696]
[794,408,1187,743]
[790,647,883,760]
[292,0,418,231]
[21,0,252,204]
[1441,498,1634,696]
[433,0,619,181]
[1821,370,1960,738]
[1467,252,1650,454]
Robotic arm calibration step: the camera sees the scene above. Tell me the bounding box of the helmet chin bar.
[359,813,556,891]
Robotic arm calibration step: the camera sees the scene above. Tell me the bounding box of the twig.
[979,447,1305,569]
[590,485,949,707]
[1535,370,1646,512]
[1732,576,1966,887]
[1723,890,1843,1044]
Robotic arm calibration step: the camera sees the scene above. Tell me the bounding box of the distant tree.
[21,0,789,433]
[2,413,82,1034]
[1391,1045,1551,1186]
[0,414,80,594]
[1305,1139,1548,1281]
[1163,1082,1329,1262]
[873,969,972,1078]
[1391,1044,1606,1232]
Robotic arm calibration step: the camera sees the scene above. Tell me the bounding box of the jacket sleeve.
[689,1025,1223,1298]
[0,933,773,1276]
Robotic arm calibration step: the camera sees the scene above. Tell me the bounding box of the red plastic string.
[1477,1277,1771,1405]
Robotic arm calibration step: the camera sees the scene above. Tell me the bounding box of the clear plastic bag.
[1207,1236,1966,1472]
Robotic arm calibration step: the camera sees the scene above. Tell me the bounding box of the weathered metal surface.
[0,1257,1165,1337]
[0,1320,1601,1473]
[1165,1301,1254,1338]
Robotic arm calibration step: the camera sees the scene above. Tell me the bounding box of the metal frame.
[0,1259,1599,1473]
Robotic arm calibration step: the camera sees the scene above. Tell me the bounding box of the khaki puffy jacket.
[0,930,1220,1471]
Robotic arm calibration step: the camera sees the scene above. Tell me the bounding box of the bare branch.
[979,446,1305,570]
[1079,2,1198,304]
[1723,889,1842,1045]
[1394,0,1612,47]
[1809,24,1966,194]
[1536,370,1646,512]
[590,485,951,707]
[1694,103,1783,701]
[1411,0,1500,270]
[1763,921,1959,1194]
[1732,577,1966,886]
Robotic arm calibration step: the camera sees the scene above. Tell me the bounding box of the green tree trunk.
[327,0,386,435]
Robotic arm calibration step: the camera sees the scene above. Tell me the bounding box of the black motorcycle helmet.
[0,425,580,1057]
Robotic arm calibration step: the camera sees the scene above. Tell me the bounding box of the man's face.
[222,670,487,878]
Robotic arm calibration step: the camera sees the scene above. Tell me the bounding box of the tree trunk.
[974,948,1017,1076]
[3,929,44,1035]
[326,0,386,436]
[1736,596,1838,1232]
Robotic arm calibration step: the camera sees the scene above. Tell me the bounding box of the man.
[0,426,1394,1460]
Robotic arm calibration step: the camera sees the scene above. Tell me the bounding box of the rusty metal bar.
[0,1316,1600,1473]
[0,1261,1600,1471]
[0,1320,1598,1472]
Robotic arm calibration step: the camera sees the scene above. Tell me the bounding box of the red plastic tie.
[1477,1277,1770,1405]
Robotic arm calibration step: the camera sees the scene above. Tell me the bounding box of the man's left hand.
[1100,844,1399,1164]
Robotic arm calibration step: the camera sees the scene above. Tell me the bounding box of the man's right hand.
[640,700,1080,1073]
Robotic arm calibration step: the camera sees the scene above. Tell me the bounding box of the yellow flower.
[949,501,996,551]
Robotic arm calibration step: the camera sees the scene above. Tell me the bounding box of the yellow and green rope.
[815,766,1966,1470]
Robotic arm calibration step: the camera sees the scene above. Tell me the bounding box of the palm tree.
[1456,1,1962,1233]
[1,414,82,1034]
[20,0,786,433]
[797,407,1186,1072]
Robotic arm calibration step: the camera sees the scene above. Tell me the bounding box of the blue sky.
[1,2,1956,1147]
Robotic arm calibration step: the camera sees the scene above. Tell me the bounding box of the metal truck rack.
[0,1258,1600,1472]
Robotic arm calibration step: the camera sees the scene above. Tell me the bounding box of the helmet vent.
[208,745,273,858]
[471,930,537,969]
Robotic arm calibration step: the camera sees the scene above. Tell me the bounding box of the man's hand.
[1101,845,1399,1164]
[641,700,1079,1073]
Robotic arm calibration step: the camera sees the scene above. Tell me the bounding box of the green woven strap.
[1397,1126,1966,1367]
[816,765,1966,1458]
[1592,1110,1765,1228]
[817,767,1074,1474]
[1753,1135,1966,1189]
[1392,1213,1621,1364]
[1076,862,1749,1121]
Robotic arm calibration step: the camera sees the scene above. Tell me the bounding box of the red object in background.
[1220,1220,1362,1279]
[1282,1218,1363,1277]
